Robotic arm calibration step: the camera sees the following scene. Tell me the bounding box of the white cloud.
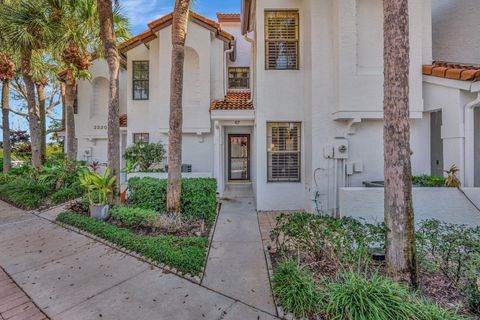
[120,0,173,33]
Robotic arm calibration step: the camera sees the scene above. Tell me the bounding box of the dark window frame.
[133,133,149,144]
[228,67,250,89]
[132,61,149,100]
[267,122,302,183]
[264,10,300,71]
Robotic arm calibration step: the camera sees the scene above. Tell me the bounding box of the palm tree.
[0,0,53,168]
[383,0,418,288]
[0,52,15,173]
[96,0,129,202]
[167,0,192,214]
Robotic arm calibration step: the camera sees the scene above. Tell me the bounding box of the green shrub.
[463,278,480,315]
[321,271,417,320]
[0,177,51,209]
[127,177,217,224]
[413,175,447,187]
[415,299,468,320]
[270,213,385,268]
[416,219,480,287]
[56,212,208,275]
[50,185,83,205]
[272,260,321,318]
[123,143,165,172]
[110,207,158,228]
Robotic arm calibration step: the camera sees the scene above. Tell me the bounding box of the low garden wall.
[339,187,480,226]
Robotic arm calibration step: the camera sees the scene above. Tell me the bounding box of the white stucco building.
[71,0,480,213]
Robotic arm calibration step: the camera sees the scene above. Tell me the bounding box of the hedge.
[126,177,217,224]
[56,212,208,275]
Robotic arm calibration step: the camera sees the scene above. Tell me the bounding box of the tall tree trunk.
[97,0,120,203]
[1,80,11,173]
[64,69,77,162]
[21,50,42,168]
[36,81,47,163]
[167,0,190,214]
[383,0,418,288]
[61,82,66,154]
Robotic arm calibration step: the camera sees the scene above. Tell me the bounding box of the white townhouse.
[70,0,480,213]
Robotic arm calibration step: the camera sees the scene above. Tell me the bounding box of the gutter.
[245,33,255,103]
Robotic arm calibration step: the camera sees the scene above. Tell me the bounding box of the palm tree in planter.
[383,0,418,288]
[0,0,53,168]
[167,0,192,214]
[96,0,130,204]
[0,51,15,173]
[79,167,116,220]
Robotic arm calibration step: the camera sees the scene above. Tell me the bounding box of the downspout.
[463,91,480,186]
[224,45,235,97]
[244,33,255,103]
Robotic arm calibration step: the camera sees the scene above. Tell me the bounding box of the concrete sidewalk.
[203,185,276,315]
[0,202,277,320]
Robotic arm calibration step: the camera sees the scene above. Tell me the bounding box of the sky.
[122,0,241,35]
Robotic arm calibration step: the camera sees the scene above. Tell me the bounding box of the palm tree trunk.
[36,81,47,163]
[21,50,42,168]
[61,82,66,153]
[97,0,120,203]
[383,0,418,288]
[64,69,77,162]
[167,0,190,214]
[2,80,11,173]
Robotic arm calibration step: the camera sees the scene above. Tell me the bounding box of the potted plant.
[79,167,116,220]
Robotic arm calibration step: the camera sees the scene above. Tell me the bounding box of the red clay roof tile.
[210,91,253,111]
[120,114,127,127]
[423,62,480,81]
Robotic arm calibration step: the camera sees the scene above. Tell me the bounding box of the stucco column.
[213,121,224,194]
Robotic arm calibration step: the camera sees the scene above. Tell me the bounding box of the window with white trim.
[132,61,149,100]
[265,10,299,70]
[133,133,149,144]
[228,67,250,89]
[267,122,301,182]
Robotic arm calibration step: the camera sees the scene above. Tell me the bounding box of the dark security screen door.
[229,135,250,181]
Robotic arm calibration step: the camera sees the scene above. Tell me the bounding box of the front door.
[228,134,250,181]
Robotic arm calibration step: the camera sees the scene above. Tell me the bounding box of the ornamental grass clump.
[271,260,322,318]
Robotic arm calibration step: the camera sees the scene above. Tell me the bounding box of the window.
[267,122,301,182]
[228,67,250,89]
[132,61,149,100]
[265,11,299,70]
[133,133,149,144]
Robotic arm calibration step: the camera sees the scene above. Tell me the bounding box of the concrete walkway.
[203,185,276,315]
[0,202,277,320]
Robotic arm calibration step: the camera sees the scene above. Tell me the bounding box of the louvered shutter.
[265,11,299,70]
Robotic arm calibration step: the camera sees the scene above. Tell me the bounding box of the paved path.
[203,185,276,315]
[0,268,48,320]
[0,202,277,320]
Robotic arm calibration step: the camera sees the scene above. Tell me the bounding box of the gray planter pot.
[90,204,110,221]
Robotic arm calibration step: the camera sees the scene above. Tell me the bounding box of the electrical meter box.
[333,139,349,159]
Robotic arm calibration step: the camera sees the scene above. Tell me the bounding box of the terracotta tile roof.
[120,11,234,54]
[210,91,253,111]
[216,13,241,23]
[423,62,480,81]
[120,114,127,127]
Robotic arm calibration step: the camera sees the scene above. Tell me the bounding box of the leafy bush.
[50,185,83,205]
[123,143,165,172]
[463,278,480,314]
[413,175,447,187]
[416,219,480,286]
[0,177,51,209]
[270,213,384,268]
[110,207,158,228]
[56,212,208,275]
[272,260,321,318]
[127,177,217,224]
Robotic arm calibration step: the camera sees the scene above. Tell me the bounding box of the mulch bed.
[66,200,211,238]
[270,250,479,319]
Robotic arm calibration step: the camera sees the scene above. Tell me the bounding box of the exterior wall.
[222,22,251,68]
[252,0,432,211]
[432,0,480,64]
[75,59,127,164]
